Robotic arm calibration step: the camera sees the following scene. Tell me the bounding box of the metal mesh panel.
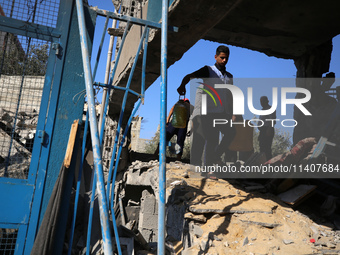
[0,0,60,28]
[0,228,18,255]
[0,33,49,179]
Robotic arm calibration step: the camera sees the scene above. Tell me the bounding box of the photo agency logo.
[189,78,340,179]
[199,82,312,128]
[197,82,223,114]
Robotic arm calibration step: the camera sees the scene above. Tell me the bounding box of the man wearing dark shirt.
[177,45,236,166]
[177,47,233,95]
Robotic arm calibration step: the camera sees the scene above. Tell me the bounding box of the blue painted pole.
[75,1,113,254]
[86,173,97,255]
[95,83,142,98]
[68,13,108,251]
[92,15,110,80]
[158,0,168,254]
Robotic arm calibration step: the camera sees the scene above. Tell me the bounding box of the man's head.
[215,45,230,67]
[260,96,269,108]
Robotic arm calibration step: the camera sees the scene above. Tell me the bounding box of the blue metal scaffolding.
[73,0,174,254]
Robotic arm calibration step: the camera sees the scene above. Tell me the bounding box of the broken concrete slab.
[181,245,201,255]
[235,212,282,228]
[138,189,158,243]
[188,194,277,214]
[184,212,207,223]
[166,203,186,241]
[126,165,158,187]
[244,185,266,192]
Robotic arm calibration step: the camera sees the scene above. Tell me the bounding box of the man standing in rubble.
[154,98,193,160]
[258,96,276,160]
[177,45,236,166]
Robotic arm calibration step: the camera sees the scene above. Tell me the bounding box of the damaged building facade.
[100,0,340,253]
[0,0,340,254]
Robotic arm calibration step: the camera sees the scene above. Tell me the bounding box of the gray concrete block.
[139,190,158,242]
[181,245,200,255]
[189,222,204,237]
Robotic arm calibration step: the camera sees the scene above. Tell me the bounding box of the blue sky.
[88,1,340,140]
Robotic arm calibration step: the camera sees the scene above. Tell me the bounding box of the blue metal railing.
[158,0,168,254]
[102,21,130,205]
[75,0,114,254]
[67,13,111,253]
[72,1,172,254]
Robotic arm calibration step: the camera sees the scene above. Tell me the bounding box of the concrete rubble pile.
[0,75,43,178]
[116,159,340,255]
[0,107,38,178]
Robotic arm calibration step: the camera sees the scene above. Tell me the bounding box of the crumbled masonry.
[102,158,340,255]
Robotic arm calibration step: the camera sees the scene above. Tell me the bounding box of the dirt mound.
[165,162,340,255]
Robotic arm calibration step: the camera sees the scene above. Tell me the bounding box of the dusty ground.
[164,161,340,255]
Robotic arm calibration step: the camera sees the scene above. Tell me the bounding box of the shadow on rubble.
[129,150,340,253]
[165,169,284,253]
[166,161,340,254]
[67,146,340,254]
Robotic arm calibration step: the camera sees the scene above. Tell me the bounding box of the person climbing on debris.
[154,98,193,160]
[258,96,276,160]
[177,45,236,166]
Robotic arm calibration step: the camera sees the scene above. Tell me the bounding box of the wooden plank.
[63,120,79,168]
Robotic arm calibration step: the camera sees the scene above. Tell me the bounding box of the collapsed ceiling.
[108,0,340,121]
[201,0,340,59]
